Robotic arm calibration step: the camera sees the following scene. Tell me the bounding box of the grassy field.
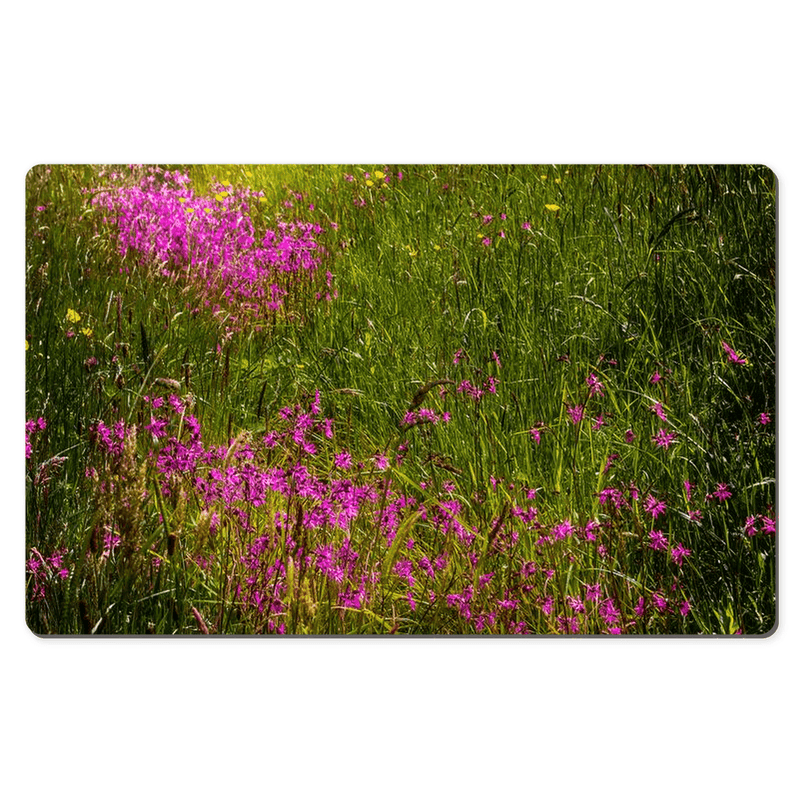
[24,164,776,635]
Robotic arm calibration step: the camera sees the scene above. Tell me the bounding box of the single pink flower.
[644,494,667,519]
[648,530,669,551]
[653,429,677,449]
[586,373,605,398]
[333,451,352,470]
[566,404,585,425]
[721,341,747,365]
[711,482,732,502]
[671,543,691,566]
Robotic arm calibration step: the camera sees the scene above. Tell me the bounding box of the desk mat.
[25,165,776,636]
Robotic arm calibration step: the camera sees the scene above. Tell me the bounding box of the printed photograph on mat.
[25,165,776,636]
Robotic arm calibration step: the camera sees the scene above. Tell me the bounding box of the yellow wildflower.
[545,204,561,212]
[66,308,81,323]
[81,327,93,338]
[365,180,374,187]
[373,170,385,180]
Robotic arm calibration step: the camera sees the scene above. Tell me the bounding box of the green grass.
[25,164,776,635]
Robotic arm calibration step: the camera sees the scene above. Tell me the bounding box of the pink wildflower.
[760,515,776,535]
[670,543,691,567]
[551,519,575,540]
[592,414,606,431]
[648,530,669,551]
[566,404,585,425]
[603,453,619,473]
[585,584,602,602]
[653,429,678,449]
[584,520,600,541]
[599,598,620,626]
[529,423,546,444]
[652,593,668,613]
[333,451,352,470]
[711,483,732,502]
[586,373,605,398]
[721,341,747,365]
[634,596,646,617]
[644,494,667,519]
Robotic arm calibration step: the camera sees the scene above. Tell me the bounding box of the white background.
[3,3,796,798]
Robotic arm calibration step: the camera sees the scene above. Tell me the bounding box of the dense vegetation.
[25,164,776,634]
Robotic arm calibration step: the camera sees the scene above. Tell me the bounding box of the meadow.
[25,164,776,635]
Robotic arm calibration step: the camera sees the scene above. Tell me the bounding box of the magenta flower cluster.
[91,167,334,334]
[25,417,47,460]
[26,547,69,601]
[67,377,712,634]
